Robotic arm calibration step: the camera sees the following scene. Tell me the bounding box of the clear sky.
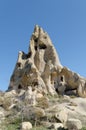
[0,0,86,91]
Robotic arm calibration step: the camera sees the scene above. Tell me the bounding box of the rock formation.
[8,25,86,98]
[56,67,86,97]
[8,25,62,95]
[1,25,86,129]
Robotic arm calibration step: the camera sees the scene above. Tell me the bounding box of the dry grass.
[36,96,49,109]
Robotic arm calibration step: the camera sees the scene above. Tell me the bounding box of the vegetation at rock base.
[6,124,19,130]
[82,128,86,130]
[5,124,86,130]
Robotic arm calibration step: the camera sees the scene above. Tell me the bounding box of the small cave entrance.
[27,52,32,58]
[17,62,21,67]
[18,84,22,89]
[34,45,37,51]
[39,44,47,49]
[34,38,38,43]
[32,81,38,86]
[60,76,64,82]
[53,81,59,93]
[22,52,32,59]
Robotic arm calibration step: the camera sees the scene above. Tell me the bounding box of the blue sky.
[0,0,86,91]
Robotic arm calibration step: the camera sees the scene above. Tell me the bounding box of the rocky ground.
[0,90,86,130]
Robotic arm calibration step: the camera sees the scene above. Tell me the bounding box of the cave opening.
[18,84,22,89]
[60,76,64,82]
[39,44,47,49]
[17,62,21,67]
[34,38,38,43]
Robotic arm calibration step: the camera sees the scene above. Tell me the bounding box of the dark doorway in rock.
[33,81,38,86]
[35,46,37,51]
[60,76,64,82]
[18,84,22,89]
[34,38,38,43]
[39,44,47,49]
[17,62,21,67]
[27,52,32,58]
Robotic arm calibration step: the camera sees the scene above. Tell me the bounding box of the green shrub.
[31,126,48,130]
[82,127,86,130]
[6,124,19,130]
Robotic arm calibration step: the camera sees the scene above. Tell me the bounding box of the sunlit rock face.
[8,25,86,97]
[8,25,62,95]
[2,25,86,130]
[56,67,86,97]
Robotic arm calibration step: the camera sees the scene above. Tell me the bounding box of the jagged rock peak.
[8,25,86,98]
[8,25,62,95]
[29,25,62,67]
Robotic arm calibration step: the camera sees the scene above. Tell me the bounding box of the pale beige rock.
[67,118,82,130]
[4,90,16,98]
[8,25,86,98]
[52,123,63,130]
[24,86,37,106]
[36,93,43,99]
[18,89,25,97]
[2,25,86,130]
[55,96,86,126]
[8,104,16,110]
[41,121,52,128]
[42,60,57,95]
[8,25,62,96]
[21,122,32,130]
[0,110,5,124]
[55,109,67,126]
[56,67,86,97]
[31,25,62,67]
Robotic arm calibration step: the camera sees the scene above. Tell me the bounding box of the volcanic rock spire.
[8,25,62,95]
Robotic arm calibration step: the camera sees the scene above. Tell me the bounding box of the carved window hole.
[60,76,64,82]
[54,81,56,84]
[39,44,47,49]
[18,84,22,89]
[17,62,21,67]
[35,46,37,51]
[27,52,32,58]
[34,38,38,43]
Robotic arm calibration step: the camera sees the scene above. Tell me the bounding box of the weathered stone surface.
[0,109,5,124]
[4,90,16,98]
[66,118,82,130]
[55,96,86,127]
[52,123,64,130]
[55,109,68,126]
[24,86,36,105]
[8,25,62,96]
[21,121,32,130]
[1,25,86,129]
[8,25,86,98]
[56,67,86,97]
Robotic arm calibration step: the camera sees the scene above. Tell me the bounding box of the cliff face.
[8,25,86,97]
[8,25,62,95]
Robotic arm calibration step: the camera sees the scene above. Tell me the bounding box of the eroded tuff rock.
[54,67,86,97]
[8,25,86,98]
[8,25,62,95]
[1,26,86,129]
